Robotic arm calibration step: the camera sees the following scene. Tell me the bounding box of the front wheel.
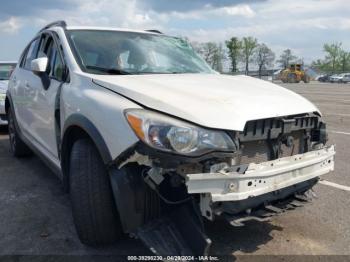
[7,107,32,157]
[69,139,123,246]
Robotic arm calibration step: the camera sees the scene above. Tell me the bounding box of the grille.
[239,115,318,142]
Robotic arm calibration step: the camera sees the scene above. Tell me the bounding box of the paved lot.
[0,81,349,259]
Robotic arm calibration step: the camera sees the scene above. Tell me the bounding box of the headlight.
[125,109,236,156]
[0,93,6,101]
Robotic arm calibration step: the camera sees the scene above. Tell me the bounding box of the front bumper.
[186,145,335,202]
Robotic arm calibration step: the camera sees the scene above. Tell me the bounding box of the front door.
[27,35,67,160]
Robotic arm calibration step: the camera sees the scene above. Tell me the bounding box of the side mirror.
[31,57,48,73]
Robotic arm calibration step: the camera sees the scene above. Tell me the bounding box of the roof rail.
[39,20,67,32]
[145,29,163,34]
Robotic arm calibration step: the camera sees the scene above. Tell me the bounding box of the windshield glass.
[67,30,214,75]
[0,64,16,80]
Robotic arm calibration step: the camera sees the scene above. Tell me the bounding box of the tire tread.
[69,139,122,245]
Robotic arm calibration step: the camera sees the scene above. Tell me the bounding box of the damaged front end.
[109,112,335,257]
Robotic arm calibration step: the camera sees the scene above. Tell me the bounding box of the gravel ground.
[0,81,349,261]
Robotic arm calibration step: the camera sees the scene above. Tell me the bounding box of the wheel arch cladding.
[5,91,14,114]
[61,114,113,191]
[5,97,10,114]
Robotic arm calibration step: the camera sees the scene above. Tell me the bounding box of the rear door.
[12,36,41,134]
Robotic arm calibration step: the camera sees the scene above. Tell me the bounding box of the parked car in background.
[317,74,330,82]
[0,61,16,125]
[341,74,350,83]
[329,73,346,83]
[6,21,335,256]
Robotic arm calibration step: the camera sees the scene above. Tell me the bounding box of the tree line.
[311,43,350,74]
[192,37,294,77]
[192,36,350,76]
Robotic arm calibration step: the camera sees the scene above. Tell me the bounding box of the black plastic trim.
[62,114,113,164]
[60,114,113,191]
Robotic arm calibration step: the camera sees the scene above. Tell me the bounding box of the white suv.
[6,21,335,256]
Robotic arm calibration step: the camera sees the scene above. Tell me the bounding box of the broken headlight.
[125,109,236,156]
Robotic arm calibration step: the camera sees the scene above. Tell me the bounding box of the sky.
[0,0,349,67]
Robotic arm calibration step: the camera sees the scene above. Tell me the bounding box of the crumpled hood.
[92,74,319,131]
[0,80,8,93]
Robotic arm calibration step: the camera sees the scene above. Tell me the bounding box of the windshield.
[0,63,16,80]
[67,30,214,75]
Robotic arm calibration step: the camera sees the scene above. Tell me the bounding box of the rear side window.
[22,38,40,70]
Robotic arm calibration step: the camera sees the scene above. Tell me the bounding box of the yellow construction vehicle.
[280,64,310,83]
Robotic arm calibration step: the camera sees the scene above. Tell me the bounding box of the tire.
[69,138,123,246]
[7,107,32,157]
[303,75,310,83]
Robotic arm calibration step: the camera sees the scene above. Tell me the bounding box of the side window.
[19,50,28,68]
[37,34,49,58]
[23,38,40,70]
[53,51,64,81]
[47,38,65,81]
[37,35,65,82]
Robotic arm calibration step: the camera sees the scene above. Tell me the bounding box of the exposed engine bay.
[109,113,334,256]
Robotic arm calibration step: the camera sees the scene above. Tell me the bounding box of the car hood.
[0,80,9,93]
[92,74,319,131]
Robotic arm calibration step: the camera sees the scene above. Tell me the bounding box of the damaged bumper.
[186,145,335,203]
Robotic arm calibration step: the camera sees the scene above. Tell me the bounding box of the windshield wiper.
[86,65,131,75]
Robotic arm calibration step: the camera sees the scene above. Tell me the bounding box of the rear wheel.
[69,138,123,245]
[7,107,32,157]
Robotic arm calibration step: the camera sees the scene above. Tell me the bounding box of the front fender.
[62,114,113,164]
